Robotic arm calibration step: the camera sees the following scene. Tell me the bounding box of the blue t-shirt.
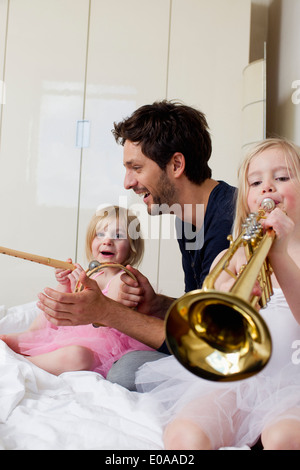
[158,181,236,354]
[176,180,236,292]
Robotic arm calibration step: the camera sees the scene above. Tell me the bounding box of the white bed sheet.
[0,302,250,451]
[0,302,164,450]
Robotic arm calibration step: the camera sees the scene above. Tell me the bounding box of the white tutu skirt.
[136,289,300,448]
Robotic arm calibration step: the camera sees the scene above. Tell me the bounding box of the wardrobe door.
[0,0,89,307]
[0,0,8,121]
[168,0,251,184]
[157,0,252,297]
[76,0,171,292]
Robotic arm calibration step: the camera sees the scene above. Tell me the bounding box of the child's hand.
[55,259,85,292]
[261,207,295,254]
[55,258,73,288]
[68,264,85,292]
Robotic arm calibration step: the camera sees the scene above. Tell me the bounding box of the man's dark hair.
[112,100,212,185]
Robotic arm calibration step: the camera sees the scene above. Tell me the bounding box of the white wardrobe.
[0,0,251,307]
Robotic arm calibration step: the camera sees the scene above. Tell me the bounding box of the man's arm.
[37,271,166,349]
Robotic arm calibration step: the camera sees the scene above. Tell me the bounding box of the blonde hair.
[85,205,144,267]
[233,137,300,238]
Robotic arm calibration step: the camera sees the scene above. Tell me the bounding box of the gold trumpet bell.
[166,290,272,382]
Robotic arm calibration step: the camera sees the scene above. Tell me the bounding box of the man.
[38,100,236,389]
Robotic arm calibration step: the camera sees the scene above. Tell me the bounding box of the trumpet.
[165,198,276,382]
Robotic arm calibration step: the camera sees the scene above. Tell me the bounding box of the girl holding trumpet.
[135,138,300,450]
[0,205,153,376]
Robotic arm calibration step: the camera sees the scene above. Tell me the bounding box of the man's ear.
[170,152,185,178]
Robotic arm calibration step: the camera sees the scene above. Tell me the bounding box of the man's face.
[123,140,178,215]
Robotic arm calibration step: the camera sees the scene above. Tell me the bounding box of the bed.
[0,301,164,450]
[0,301,251,451]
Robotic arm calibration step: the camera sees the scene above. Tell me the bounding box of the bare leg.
[27,312,47,331]
[164,418,212,450]
[163,390,236,450]
[262,411,300,450]
[0,333,23,353]
[0,313,46,353]
[26,345,95,376]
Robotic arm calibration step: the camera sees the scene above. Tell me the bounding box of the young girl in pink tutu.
[135,138,300,450]
[0,205,153,376]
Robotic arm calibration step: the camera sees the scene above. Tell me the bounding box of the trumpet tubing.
[165,198,275,382]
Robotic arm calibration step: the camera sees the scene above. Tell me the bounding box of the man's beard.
[148,172,178,216]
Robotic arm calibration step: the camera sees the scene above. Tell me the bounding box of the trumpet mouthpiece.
[260,198,275,212]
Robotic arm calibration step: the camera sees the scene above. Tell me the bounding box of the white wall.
[0,1,8,125]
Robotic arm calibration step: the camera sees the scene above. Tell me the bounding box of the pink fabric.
[17,273,153,377]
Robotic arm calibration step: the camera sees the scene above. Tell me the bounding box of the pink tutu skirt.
[18,316,153,377]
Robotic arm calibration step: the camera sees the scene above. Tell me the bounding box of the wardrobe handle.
[0,80,6,105]
[76,120,90,148]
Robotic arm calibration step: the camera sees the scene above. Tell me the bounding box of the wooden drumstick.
[0,246,75,270]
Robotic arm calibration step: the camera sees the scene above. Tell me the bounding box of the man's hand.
[118,265,157,314]
[38,271,110,326]
[38,269,166,349]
